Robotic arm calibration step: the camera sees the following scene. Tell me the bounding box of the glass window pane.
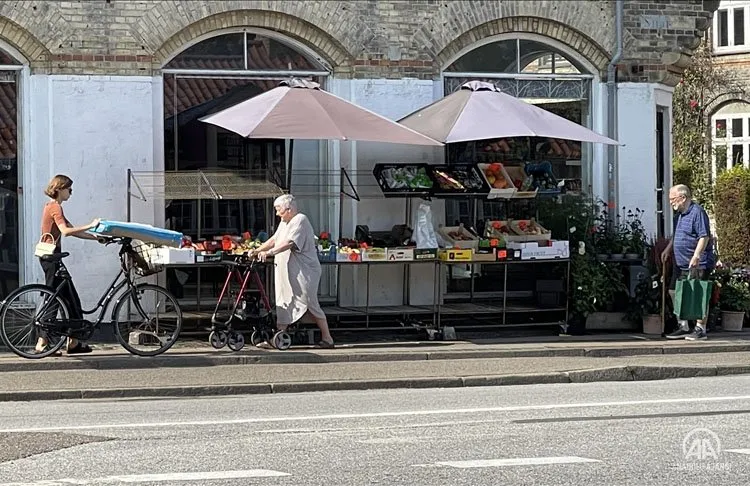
[734,8,745,45]
[0,47,20,65]
[246,34,319,71]
[715,145,727,174]
[715,119,727,138]
[732,118,744,138]
[718,10,729,47]
[165,33,245,70]
[553,53,580,74]
[444,39,518,73]
[733,144,744,166]
[521,53,553,74]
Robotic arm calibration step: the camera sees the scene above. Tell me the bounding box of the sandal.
[66,343,93,355]
[317,340,335,349]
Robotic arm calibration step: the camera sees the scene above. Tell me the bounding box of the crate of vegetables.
[477,162,516,199]
[428,164,490,197]
[438,224,479,250]
[373,163,434,198]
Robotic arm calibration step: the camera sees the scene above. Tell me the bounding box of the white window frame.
[713,1,750,54]
[711,113,750,179]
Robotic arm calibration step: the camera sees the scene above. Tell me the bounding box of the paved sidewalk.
[2,331,750,373]
[1,351,749,402]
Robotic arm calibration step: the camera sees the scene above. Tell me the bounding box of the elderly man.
[252,194,335,348]
[661,184,715,341]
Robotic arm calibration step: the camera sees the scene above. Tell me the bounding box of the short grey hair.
[273,194,297,212]
[671,184,692,199]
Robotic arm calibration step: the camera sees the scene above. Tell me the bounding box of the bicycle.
[0,236,183,359]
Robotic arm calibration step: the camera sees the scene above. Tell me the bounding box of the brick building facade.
[0,0,718,305]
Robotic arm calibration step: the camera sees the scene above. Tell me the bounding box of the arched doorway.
[441,34,597,226]
[161,29,330,303]
[0,42,23,299]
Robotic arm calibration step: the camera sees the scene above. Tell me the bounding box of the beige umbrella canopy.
[200,78,442,146]
[398,81,620,145]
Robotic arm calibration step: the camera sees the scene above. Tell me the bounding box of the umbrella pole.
[286,139,295,191]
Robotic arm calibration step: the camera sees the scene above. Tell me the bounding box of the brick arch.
[431,17,611,75]
[148,9,357,71]
[705,92,750,117]
[0,16,50,64]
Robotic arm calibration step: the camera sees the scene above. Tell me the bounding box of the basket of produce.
[507,219,551,243]
[428,164,489,197]
[478,162,516,199]
[437,224,479,250]
[373,163,434,197]
[505,165,537,198]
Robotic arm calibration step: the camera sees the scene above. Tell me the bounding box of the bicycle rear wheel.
[112,284,182,356]
[0,284,69,359]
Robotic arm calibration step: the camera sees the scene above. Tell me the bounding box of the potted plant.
[621,208,646,260]
[626,272,663,335]
[718,274,750,331]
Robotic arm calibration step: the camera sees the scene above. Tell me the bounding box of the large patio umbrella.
[200,78,442,188]
[398,81,620,145]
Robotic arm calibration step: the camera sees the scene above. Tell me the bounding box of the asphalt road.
[1,376,750,485]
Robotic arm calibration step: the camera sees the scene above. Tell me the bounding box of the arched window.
[712,101,750,178]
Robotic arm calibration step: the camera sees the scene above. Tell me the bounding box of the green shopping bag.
[673,277,713,321]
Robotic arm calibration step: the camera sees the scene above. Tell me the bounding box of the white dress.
[272,213,325,326]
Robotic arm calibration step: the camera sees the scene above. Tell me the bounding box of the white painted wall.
[23,75,157,305]
[616,83,673,238]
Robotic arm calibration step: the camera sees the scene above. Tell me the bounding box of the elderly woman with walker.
[251,195,335,349]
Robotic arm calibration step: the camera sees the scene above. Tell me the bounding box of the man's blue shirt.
[672,202,714,271]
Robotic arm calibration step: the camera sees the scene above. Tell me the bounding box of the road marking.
[1,394,750,433]
[726,449,750,455]
[0,469,290,485]
[430,457,601,468]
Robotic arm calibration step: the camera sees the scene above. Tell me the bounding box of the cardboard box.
[337,250,362,262]
[387,247,414,261]
[152,247,195,264]
[504,165,538,198]
[414,248,438,260]
[362,248,387,262]
[477,163,516,199]
[437,225,479,250]
[473,249,497,262]
[438,249,473,261]
[507,240,570,260]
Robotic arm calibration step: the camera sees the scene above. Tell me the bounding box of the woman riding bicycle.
[35,174,100,355]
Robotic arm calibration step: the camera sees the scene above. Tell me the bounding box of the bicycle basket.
[128,240,163,276]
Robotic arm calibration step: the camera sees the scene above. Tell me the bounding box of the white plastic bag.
[415,202,438,249]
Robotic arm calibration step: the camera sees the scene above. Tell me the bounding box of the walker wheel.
[272,331,292,350]
[250,331,263,346]
[227,331,245,352]
[209,331,227,349]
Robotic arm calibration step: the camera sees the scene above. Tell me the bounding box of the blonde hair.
[44,174,73,199]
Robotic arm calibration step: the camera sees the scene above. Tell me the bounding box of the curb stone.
[3,342,750,373]
[1,365,749,402]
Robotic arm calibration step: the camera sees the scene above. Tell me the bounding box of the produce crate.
[151,248,195,265]
[438,249,473,261]
[372,163,434,198]
[362,247,387,261]
[196,252,222,263]
[414,248,438,260]
[506,220,552,243]
[505,165,537,198]
[437,225,479,250]
[318,245,337,262]
[428,164,490,197]
[337,249,362,262]
[473,248,497,262]
[387,247,415,261]
[484,220,514,241]
[506,240,570,260]
[477,163,516,199]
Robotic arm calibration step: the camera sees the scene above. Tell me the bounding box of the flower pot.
[721,310,745,331]
[642,314,663,335]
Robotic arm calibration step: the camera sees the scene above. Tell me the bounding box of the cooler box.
[90,220,183,247]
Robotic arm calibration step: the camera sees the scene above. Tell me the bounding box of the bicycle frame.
[36,244,144,330]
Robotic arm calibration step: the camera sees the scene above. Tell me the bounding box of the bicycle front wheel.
[112,284,182,357]
[0,284,69,359]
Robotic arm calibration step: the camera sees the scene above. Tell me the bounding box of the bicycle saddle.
[41,252,70,262]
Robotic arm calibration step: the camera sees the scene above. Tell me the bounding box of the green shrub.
[714,166,750,266]
[672,155,693,187]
